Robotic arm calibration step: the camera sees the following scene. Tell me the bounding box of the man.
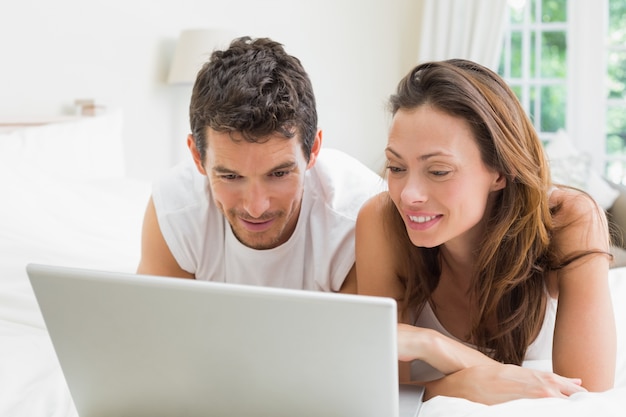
[137,36,384,292]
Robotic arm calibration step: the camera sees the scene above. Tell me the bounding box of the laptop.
[27,263,424,417]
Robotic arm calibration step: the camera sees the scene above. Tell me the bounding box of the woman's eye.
[386,165,405,174]
[430,170,450,177]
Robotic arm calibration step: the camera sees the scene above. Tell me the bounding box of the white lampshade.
[168,29,236,84]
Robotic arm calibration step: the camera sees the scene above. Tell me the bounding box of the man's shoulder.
[153,159,209,214]
[313,148,383,182]
[307,148,386,215]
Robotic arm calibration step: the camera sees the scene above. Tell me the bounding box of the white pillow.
[0,109,125,181]
[544,129,619,209]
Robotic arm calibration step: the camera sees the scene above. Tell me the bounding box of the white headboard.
[0,109,126,180]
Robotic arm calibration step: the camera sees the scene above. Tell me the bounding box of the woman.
[356,59,616,404]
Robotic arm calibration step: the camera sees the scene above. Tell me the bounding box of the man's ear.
[306,129,323,169]
[187,134,207,175]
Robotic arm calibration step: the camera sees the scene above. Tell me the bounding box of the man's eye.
[272,171,289,178]
[221,174,239,180]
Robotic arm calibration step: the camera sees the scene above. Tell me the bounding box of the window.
[498,0,568,142]
[499,0,626,184]
[605,0,626,184]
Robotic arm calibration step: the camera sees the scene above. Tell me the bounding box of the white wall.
[0,0,421,180]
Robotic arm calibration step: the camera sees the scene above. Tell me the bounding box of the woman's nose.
[400,176,428,205]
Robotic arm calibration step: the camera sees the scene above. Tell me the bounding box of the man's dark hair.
[189,36,318,163]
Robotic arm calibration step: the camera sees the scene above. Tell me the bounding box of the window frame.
[567,0,607,175]
[500,0,609,175]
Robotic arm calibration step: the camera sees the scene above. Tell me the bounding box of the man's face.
[191,128,320,250]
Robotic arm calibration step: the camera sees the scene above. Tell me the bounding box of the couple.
[137,36,616,404]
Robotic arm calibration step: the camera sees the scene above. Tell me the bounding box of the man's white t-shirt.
[152,148,385,291]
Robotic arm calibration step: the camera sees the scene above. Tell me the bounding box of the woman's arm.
[355,192,589,404]
[397,324,495,372]
[355,193,406,301]
[424,364,585,404]
[398,323,586,403]
[550,189,616,390]
[355,193,416,384]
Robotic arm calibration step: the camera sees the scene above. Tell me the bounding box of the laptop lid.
[27,263,422,417]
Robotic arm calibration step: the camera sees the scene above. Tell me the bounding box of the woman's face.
[385,105,506,250]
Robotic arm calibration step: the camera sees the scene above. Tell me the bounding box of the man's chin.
[233,230,281,250]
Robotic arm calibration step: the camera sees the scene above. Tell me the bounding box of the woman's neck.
[430,249,475,342]
[438,244,475,291]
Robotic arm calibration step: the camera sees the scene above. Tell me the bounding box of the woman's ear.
[492,172,507,191]
[187,134,207,175]
[306,129,323,169]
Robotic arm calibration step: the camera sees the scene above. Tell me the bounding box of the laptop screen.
[28,263,421,417]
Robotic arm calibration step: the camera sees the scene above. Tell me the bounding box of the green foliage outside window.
[608,51,626,100]
[607,0,626,162]
[609,0,626,44]
[540,0,567,22]
[500,0,626,182]
[540,85,566,132]
[498,0,568,135]
[541,31,566,78]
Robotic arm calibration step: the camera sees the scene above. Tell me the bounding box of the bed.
[0,111,152,416]
[0,113,625,416]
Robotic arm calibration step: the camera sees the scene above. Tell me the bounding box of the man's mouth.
[240,217,275,232]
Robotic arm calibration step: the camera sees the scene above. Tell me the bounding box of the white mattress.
[1,114,625,416]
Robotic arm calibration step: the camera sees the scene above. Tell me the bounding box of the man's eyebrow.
[212,161,298,175]
[270,161,298,172]
[212,165,238,174]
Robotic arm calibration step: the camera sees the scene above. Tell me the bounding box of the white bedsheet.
[1,173,625,416]
[0,174,150,417]
[420,270,626,417]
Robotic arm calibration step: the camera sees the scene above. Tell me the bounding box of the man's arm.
[338,264,357,294]
[136,197,195,279]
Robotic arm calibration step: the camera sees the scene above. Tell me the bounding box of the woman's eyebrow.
[385,147,451,161]
[385,147,402,159]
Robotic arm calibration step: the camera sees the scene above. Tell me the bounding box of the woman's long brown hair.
[385,59,568,364]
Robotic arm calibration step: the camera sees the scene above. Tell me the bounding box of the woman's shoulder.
[549,185,610,250]
[549,186,605,223]
[355,192,406,300]
[356,191,395,246]
[358,190,389,216]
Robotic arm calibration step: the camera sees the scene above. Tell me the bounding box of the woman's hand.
[424,363,587,405]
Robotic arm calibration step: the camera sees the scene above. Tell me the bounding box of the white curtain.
[416,0,508,70]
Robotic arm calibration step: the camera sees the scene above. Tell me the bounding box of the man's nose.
[243,181,271,218]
